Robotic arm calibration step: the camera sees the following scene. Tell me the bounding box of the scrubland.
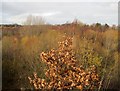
[2,23,119,90]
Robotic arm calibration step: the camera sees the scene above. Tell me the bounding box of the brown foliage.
[28,36,100,90]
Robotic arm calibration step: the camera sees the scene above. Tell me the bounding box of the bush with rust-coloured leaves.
[28,36,100,90]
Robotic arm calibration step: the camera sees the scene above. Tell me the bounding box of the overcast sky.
[1,0,119,25]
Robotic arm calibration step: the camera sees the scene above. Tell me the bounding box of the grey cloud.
[2,2,118,25]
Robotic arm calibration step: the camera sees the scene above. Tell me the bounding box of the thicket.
[2,23,119,90]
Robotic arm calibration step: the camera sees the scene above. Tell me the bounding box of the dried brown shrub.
[28,36,100,90]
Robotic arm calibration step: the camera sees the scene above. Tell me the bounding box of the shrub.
[28,36,100,90]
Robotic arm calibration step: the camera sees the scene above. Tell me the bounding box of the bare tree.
[24,15,45,25]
